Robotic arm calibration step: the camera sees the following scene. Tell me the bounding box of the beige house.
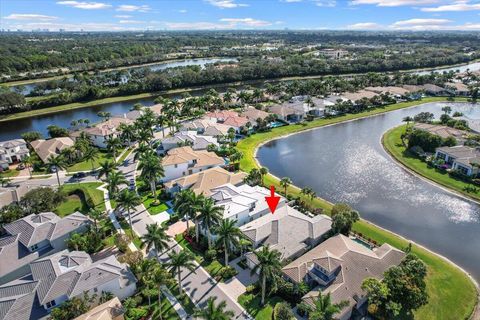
[75,297,125,320]
[240,106,270,121]
[413,123,467,143]
[30,137,75,163]
[161,146,224,181]
[165,167,247,196]
[282,234,405,320]
[341,90,378,102]
[364,86,409,97]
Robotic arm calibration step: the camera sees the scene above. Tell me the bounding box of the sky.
[0,0,479,32]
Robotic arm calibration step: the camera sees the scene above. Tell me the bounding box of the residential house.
[205,110,250,133]
[445,82,470,96]
[0,250,136,320]
[72,118,134,148]
[435,145,480,176]
[74,297,125,320]
[267,104,303,122]
[241,205,332,268]
[422,84,450,96]
[161,146,224,182]
[164,167,247,196]
[209,183,286,227]
[340,90,378,104]
[0,184,37,209]
[239,106,270,122]
[413,123,468,144]
[180,118,232,137]
[364,86,409,98]
[282,234,405,320]
[150,103,164,116]
[30,137,75,163]
[157,131,219,153]
[0,139,29,170]
[0,212,91,285]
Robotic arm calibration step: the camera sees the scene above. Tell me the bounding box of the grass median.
[236,97,478,320]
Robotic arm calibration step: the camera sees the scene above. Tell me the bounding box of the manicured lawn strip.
[54,194,87,217]
[383,124,480,202]
[60,182,106,211]
[236,97,477,320]
[0,93,157,122]
[142,192,169,215]
[238,294,283,320]
[117,147,133,164]
[66,150,113,172]
[0,170,20,178]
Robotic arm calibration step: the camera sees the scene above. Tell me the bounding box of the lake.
[257,102,480,281]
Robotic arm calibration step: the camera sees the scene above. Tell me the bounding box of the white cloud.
[114,14,131,18]
[3,14,59,21]
[119,20,144,24]
[116,4,151,12]
[350,0,439,6]
[6,21,137,31]
[220,17,272,26]
[347,22,382,29]
[205,0,249,8]
[178,9,188,13]
[56,1,112,9]
[281,0,303,2]
[313,0,336,6]
[422,0,480,12]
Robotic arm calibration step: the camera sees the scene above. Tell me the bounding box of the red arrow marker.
[265,185,280,214]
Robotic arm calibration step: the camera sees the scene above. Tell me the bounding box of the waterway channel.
[257,102,480,281]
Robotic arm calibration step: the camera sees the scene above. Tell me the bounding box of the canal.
[257,102,480,281]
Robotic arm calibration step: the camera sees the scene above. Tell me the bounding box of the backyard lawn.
[66,149,114,172]
[383,124,480,202]
[238,294,284,320]
[54,194,88,217]
[60,182,106,211]
[236,97,478,320]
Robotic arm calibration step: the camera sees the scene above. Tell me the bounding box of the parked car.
[16,163,25,170]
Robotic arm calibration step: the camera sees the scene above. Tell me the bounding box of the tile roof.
[267,105,301,117]
[364,86,409,96]
[0,139,27,149]
[341,90,378,102]
[161,131,218,150]
[206,110,250,128]
[162,146,224,168]
[30,137,75,163]
[413,123,467,140]
[164,167,247,196]
[74,297,124,320]
[282,234,405,319]
[240,106,270,121]
[0,279,39,320]
[242,205,332,262]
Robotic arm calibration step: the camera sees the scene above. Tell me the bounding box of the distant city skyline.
[1,0,480,32]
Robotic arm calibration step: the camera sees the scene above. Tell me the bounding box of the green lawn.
[60,182,106,211]
[142,192,170,215]
[236,97,478,320]
[54,194,88,217]
[66,150,114,172]
[383,124,480,202]
[238,294,284,320]
[0,169,20,178]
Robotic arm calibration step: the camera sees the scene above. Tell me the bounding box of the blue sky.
[1,0,479,31]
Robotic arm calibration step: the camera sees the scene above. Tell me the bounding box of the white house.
[73,118,134,148]
[0,139,29,169]
[161,146,225,182]
[435,145,480,176]
[157,131,219,153]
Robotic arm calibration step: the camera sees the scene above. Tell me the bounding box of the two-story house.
[30,137,75,163]
[0,139,30,170]
[161,146,225,182]
[435,145,480,176]
[157,131,219,154]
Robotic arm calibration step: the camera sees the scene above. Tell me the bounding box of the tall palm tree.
[194,297,234,320]
[22,155,34,178]
[133,143,153,162]
[173,189,203,237]
[119,123,137,147]
[106,137,123,161]
[151,263,174,320]
[214,219,242,266]
[280,177,292,197]
[138,150,165,198]
[259,167,269,186]
[251,245,282,305]
[141,223,171,255]
[302,291,349,320]
[166,251,196,295]
[46,155,66,186]
[105,170,127,195]
[87,208,104,233]
[116,189,141,237]
[83,146,99,171]
[98,160,116,180]
[198,197,223,248]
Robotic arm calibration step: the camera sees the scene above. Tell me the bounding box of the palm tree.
[106,137,123,161]
[259,167,269,186]
[166,251,196,295]
[280,177,292,197]
[116,189,141,237]
[98,160,116,180]
[301,187,316,201]
[87,208,104,233]
[251,245,282,305]
[238,238,252,258]
[141,223,171,255]
[46,155,66,186]
[302,291,349,320]
[119,123,137,146]
[105,170,127,195]
[22,155,34,178]
[151,263,174,320]
[83,146,99,171]
[173,189,203,235]
[402,116,413,128]
[194,297,234,320]
[138,150,165,198]
[198,197,223,248]
[214,219,242,266]
[99,291,115,304]
[133,143,153,162]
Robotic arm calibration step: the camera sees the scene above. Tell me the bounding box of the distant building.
[282,234,405,320]
[0,211,91,284]
[316,49,348,60]
[157,131,219,153]
[205,110,250,133]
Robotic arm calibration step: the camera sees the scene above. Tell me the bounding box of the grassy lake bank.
[236,97,478,320]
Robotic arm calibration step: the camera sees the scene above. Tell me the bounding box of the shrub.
[169,214,179,224]
[245,285,256,293]
[273,302,295,320]
[115,233,130,253]
[205,249,217,261]
[221,266,237,280]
